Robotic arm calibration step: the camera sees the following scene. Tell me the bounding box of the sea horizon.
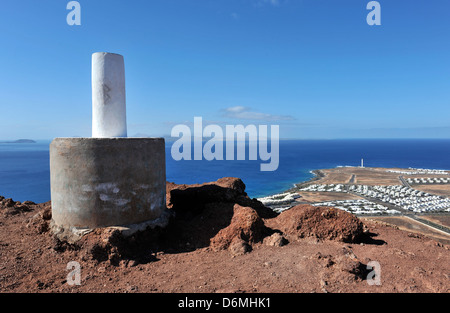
[1,138,450,203]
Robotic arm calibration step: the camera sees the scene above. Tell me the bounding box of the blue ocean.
[1,139,450,204]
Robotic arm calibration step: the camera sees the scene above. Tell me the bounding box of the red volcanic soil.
[0,178,449,293]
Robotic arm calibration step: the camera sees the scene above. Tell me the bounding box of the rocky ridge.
[0,178,448,293]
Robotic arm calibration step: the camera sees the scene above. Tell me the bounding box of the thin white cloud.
[222,106,295,121]
[255,0,281,7]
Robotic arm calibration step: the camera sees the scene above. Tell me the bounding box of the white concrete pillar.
[92,52,127,138]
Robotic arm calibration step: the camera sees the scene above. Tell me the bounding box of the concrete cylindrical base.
[50,137,166,229]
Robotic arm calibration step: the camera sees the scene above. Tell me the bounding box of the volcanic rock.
[166,177,277,219]
[263,232,288,247]
[210,204,267,251]
[267,204,364,243]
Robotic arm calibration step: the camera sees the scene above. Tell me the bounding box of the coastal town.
[258,166,450,243]
[296,183,450,214]
[258,167,450,214]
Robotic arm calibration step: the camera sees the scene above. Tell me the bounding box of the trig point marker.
[92,52,127,138]
[49,52,168,240]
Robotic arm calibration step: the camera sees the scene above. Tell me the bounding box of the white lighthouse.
[361,158,364,168]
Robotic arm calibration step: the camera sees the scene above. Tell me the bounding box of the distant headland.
[0,139,36,143]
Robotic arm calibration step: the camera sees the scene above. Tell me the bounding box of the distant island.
[0,139,36,143]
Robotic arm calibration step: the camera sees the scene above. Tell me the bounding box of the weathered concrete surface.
[50,137,167,229]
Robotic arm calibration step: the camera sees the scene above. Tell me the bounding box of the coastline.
[294,169,325,190]
[256,169,325,212]
[262,169,324,197]
[257,166,450,219]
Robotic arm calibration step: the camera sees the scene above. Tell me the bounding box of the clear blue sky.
[1,0,449,139]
